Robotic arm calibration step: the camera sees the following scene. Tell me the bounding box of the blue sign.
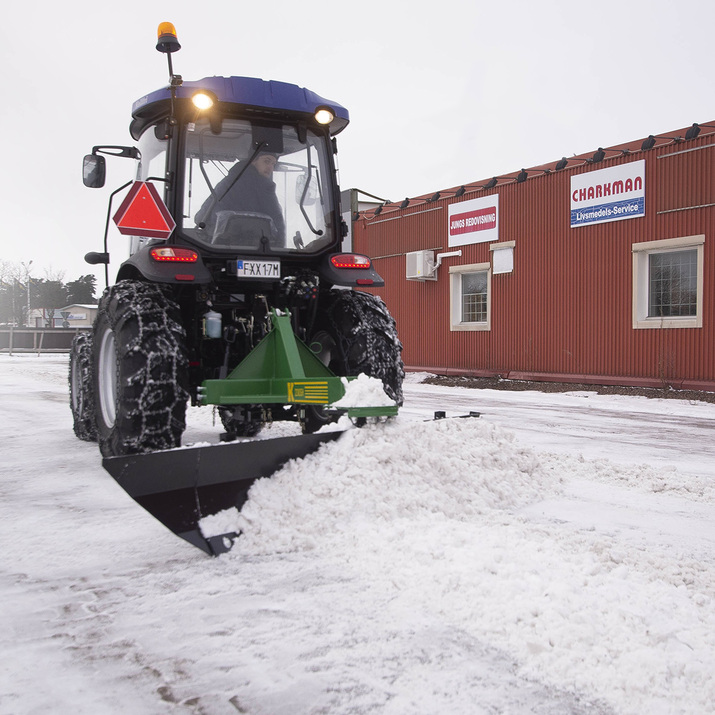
[571,197,645,227]
[570,160,645,228]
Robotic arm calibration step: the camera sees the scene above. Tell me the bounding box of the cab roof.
[130,75,349,140]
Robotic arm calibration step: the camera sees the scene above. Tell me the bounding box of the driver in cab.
[195,151,286,243]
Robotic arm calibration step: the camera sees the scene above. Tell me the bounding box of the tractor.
[69,23,403,554]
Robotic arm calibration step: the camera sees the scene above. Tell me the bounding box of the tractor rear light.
[150,247,199,263]
[330,254,371,269]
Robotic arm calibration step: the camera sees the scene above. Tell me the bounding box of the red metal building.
[352,123,715,391]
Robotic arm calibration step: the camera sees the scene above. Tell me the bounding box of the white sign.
[235,259,280,278]
[570,160,645,228]
[492,246,513,275]
[448,194,499,247]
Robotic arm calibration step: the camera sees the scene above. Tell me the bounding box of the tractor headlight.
[314,107,335,125]
[192,91,215,111]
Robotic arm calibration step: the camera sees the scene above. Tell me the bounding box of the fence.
[0,328,91,355]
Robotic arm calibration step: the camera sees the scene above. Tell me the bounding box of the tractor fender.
[116,244,213,284]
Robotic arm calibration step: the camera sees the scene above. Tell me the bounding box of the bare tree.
[42,267,66,283]
[0,262,28,325]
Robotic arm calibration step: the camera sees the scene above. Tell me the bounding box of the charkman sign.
[570,160,645,228]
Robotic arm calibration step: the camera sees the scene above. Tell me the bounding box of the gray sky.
[2,0,713,287]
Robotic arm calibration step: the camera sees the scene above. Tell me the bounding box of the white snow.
[330,373,397,408]
[1,354,714,714]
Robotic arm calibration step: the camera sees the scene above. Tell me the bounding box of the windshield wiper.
[298,145,323,236]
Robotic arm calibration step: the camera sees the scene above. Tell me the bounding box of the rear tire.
[92,280,189,458]
[69,331,97,442]
[304,289,404,433]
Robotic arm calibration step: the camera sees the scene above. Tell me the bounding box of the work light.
[191,92,215,110]
[314,108,335,125]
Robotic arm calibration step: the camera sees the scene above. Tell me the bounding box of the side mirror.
[84,251,110,265]
[83,154,106,188]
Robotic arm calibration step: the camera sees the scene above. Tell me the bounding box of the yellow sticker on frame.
[287,381,330,404]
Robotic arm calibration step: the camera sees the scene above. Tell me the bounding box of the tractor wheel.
[92,280,189,458]
[303,289,404,433]
[69,331,97,442]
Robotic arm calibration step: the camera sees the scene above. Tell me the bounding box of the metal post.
[21,260,33,327]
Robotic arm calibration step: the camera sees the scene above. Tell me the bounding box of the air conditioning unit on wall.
[405,250,436,281]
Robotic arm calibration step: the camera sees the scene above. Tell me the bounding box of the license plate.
[234,259,280,279]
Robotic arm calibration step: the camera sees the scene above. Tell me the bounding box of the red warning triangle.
[113,181,176,239]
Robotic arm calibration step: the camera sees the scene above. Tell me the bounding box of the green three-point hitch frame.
[198,310,399,421]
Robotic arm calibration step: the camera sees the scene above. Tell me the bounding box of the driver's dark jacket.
[195,164,285,239]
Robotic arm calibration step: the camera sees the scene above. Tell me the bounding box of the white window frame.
[449,262,491,331]
[632,235,704,329]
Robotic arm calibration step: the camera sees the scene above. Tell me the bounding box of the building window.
[449,262,491,331]
[462,272,488,322]
[648,250,697,317]
[632,235,704,329]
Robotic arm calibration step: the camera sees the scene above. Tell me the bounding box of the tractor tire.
[304,289,404,433]
[69,331,97,442]
[92,280,189,458]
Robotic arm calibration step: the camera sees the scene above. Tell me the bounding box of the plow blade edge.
[102,431,343,556]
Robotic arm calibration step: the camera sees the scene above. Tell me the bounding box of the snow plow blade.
[102,431,343,556]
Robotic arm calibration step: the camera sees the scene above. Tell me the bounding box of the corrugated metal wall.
[353,130,715,390]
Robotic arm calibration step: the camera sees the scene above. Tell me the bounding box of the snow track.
[1,355,714,714]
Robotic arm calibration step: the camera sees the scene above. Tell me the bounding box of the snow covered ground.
[1,354,714,715]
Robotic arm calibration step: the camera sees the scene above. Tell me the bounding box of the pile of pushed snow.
[207,417,557,554]
[330,373,396,408]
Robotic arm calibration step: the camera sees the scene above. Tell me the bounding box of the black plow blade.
[102,431,343,556]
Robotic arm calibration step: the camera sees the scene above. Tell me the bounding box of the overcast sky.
[2,0,713,287]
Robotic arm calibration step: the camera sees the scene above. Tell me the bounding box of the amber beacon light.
[156,22,181,53]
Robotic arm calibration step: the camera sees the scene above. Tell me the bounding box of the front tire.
[92,280,189,458]
[69,331,97,442]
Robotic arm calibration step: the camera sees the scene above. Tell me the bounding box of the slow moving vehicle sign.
[113,181,176,239]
